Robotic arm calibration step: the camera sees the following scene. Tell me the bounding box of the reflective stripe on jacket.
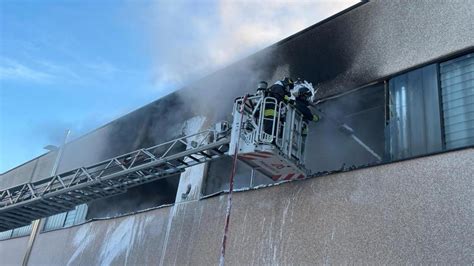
[264,109,277,117]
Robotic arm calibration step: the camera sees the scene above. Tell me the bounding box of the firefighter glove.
[313,114,320,122]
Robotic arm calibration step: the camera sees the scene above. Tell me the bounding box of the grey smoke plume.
[146,0,359,90]
[58,0,363,217]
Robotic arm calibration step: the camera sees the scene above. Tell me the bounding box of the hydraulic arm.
[0,93,311,232]
[0,129,229,231]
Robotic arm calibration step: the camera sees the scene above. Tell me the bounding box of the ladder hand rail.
[0,129,227,210]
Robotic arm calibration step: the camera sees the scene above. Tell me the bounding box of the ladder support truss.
[0,129,230,232]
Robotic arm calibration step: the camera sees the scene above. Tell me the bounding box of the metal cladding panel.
[440,53,474,149]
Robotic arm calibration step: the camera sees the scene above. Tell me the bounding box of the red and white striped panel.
[238,151,272,160]
[239,150,306,182]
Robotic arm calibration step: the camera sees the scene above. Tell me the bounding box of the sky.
[0,0,358,173]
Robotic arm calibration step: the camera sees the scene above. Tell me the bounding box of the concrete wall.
[0,151,56,189]
[0,235,28,265]
[1,148,472,264]
[1,0,473,218]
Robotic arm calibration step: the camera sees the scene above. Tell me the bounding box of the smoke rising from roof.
[146,0,359,90]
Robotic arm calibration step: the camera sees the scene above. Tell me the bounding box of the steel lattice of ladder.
[0,129,230,232]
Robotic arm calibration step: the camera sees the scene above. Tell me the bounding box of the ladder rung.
[176,159,189,166]
[199,151,212,158]
[187,155,201,163]
[209,148,224,155]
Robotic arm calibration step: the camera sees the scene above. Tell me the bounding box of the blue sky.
[0,0,164,172]
[0,0,357,173]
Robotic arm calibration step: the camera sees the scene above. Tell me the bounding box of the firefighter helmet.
[281,77,294,90]
[257,81,268,92]
[292,80,317,102]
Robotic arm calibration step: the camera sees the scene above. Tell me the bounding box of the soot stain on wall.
[14,1,472,217]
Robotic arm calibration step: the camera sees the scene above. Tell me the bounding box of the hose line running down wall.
[219,95,247,266]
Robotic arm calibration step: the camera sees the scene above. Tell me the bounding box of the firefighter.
[266,77,293,102]
[262,77,294,137]
[291,80,320,155]
[293,85,319,123]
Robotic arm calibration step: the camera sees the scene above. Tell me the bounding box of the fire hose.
[219,94,248,266]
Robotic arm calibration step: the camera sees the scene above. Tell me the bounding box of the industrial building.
[1,1,473,264]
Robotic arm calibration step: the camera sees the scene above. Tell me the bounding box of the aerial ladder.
[0,90,310,232]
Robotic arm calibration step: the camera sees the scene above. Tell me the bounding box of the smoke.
[57,0,362,217]
[307,84,386,173]
[145,0,360,90]
[140,1,362,195]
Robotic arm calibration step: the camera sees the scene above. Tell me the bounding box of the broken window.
[202,157,273,196]
[86,176,180,219]
[307,83,386,173]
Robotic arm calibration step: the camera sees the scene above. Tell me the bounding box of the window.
[0,229,13,240]
[440,53,474,149]
[309,83,386,172]
[387,64,443,160]
[11,224,32,238]
[0,224,32,240]
[43,204,88,231]
[0,205,87,240]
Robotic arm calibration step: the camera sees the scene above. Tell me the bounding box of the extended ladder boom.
[1,92,312,232]
[0,129,230,232]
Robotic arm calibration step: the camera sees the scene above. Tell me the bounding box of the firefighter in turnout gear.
[291,80,320,155]
[292,82,319,123]
[267,77,293,102]
[262,77,294,136]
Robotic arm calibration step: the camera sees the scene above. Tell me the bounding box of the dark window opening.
[308,83,386,173]
[86,173,180,219]
[203,157,273,196]
[85,140,186,219]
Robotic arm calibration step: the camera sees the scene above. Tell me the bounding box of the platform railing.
[233,94,306,163]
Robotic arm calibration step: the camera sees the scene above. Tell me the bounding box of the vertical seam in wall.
[29,159,40,183]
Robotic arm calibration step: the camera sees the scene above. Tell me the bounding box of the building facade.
[1,1,473,264]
